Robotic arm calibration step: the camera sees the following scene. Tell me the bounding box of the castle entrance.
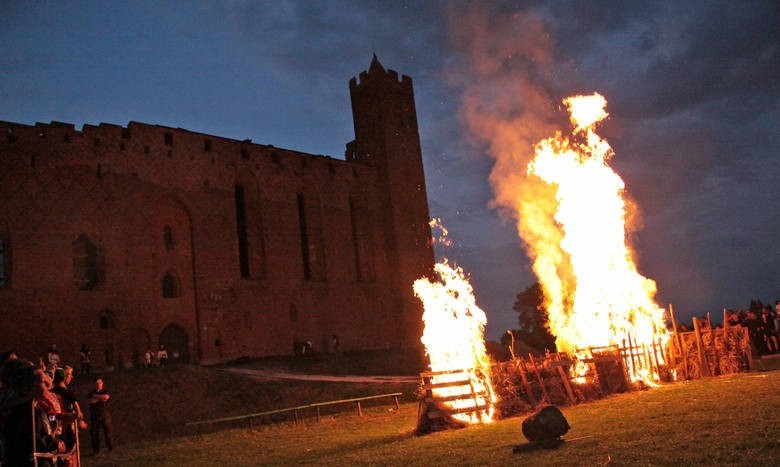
[159,322,190,363]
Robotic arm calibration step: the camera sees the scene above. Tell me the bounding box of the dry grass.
[81,370,780,466]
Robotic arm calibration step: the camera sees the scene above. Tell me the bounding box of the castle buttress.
[0,57,434,367]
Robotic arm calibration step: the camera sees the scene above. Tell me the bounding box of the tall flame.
[414,260,495,423]
[522,93,669,381]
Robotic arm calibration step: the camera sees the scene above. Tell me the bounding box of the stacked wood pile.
[491,353,599,418]
[666,307,752,379]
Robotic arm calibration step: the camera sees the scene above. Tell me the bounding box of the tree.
[510,282,557,353]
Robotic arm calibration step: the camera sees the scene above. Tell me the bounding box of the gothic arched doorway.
[159,322,190,364]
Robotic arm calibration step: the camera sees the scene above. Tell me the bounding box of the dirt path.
[222,367,419,383]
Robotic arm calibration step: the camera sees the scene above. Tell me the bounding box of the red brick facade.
[0,57,434,367]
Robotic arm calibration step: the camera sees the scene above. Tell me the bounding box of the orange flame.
[414,260,496,423]
[522,93,669,382]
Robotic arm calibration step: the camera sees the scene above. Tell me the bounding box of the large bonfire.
[522,93,669,382]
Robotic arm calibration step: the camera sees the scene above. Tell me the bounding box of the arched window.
[163,225,175,250]
[73,234,100,290]
[162,272,180,298]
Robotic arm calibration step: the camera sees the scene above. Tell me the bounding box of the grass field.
[83,370,780,466]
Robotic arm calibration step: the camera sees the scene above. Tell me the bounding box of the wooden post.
[626,334,638,380]
[670,304,688,380]
[517,358,538,406]
[652,339,662,372]
[467,373,482,423]
[316,407,321,423]
[357,401,363,417]
[393,395,400,410]
[555,365,577,404]
[528,354,550,403]
[508,331,517,360]
[693,317,711,376]
[709,324,721,376]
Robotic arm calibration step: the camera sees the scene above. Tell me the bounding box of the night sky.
[2,1,777,340]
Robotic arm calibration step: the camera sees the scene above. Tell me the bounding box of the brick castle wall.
[0,58,434,368]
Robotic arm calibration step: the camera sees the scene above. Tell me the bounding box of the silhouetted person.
[3,364,65,467]
[87,378,112,454]
[157,345,168,367]
[744,311,767,355]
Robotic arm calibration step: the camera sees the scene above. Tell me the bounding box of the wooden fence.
[185,392,402,434]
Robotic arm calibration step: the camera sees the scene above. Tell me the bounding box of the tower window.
[204,139,213,152]
[163,226,175,250]
[0,238,8,287]
[164,132,173,145]
[162,272,180,298]
[73,234,101,290]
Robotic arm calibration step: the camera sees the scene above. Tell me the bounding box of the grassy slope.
[84,370,780,466]
[72,351,421,446]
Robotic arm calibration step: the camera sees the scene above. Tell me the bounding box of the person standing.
[52,366,87,458]
[157,345,168,367]
[46,345,60,378]
[87,378,113,454]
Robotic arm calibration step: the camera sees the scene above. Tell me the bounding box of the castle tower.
[347,55,435,346]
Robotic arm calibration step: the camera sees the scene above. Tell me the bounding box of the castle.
[0,56,435,367]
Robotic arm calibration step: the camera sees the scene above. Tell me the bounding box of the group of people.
[723,300,780,356]
[0,348,113,466]
[142,345,169,368]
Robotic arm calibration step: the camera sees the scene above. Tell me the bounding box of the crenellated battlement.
[0,119,371,191]
[349,69,413,91]
[349,54,413,93]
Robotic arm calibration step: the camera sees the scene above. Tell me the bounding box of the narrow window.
[349,198,375,282]
[73,234,99,290]
[162,272,180,298]
[99,310,115,329]
[297,194,311,280]
[164,132,173,145]
[0,238,8,287]
[235,185,250,278]
[121,128,131,139]
[163,226,175,250]
[204,139,212,152]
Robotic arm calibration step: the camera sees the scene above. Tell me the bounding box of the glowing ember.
[522,93,669,382]
[414,260,495,423]
[429,217,453,247]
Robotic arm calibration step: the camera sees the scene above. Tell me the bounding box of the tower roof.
[368,53,386,75]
